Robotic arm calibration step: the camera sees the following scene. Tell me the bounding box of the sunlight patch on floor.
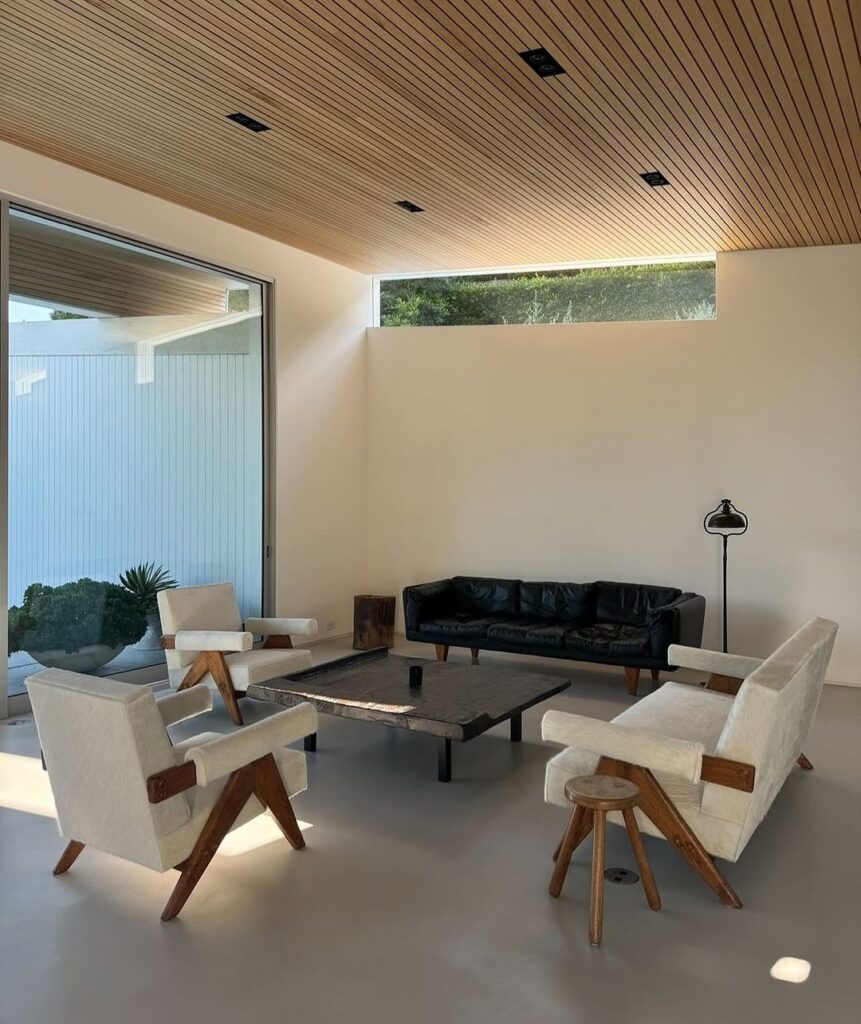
[216,814,314,857]
[769,957,811,983]
[0,752,57,818]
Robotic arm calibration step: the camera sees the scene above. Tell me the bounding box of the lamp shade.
[704,498,748,535]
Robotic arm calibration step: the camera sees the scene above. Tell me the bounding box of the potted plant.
[119,562,178,650]
[8,578,147,672]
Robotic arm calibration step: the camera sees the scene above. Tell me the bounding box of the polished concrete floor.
[1,641,859,1024]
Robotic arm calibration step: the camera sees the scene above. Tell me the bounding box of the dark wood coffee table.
[247,648,571,781]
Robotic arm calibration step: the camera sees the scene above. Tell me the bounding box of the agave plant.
[119,562,178,611]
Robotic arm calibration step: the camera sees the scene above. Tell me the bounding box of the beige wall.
[368,245,861,684]
[4,142,860,684]
[1,141,372,641]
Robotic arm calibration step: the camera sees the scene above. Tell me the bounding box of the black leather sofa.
[403,576,705,694]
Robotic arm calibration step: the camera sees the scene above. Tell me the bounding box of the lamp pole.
[720,534,729,654]
[703,498,748,654]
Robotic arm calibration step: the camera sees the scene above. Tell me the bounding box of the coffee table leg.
[438,737,452,782]
[510,713,522,743]
[304,732,317,752]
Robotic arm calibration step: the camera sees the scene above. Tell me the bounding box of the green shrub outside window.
[379,261,715,327]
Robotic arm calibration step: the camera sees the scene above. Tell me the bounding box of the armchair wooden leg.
[253,754,305,849]
[624,667,640,696]
[162,764,256,921]
[207,652,244,726]
[178,652,210,690]
[178,651,243,725]
[53,840,85,875]
[797,753,814,770]
[435,645,449,662]
[595,756,742,908]
[549,805,594,895]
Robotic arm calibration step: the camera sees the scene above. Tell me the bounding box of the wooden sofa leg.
[162,764,256,921]
[650,669,660,683]
[435,645,449,662]
[470,647,480,663]
[624,667,640,696]
[797,753,814,770]
[595,757,742,908]
[53,840,85,875]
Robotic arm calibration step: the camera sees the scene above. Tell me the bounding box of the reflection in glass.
[6,209,265,696]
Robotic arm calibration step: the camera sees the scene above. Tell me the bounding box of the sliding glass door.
[1,205,269,707]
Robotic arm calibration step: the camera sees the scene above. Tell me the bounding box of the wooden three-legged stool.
[549,774,661,945]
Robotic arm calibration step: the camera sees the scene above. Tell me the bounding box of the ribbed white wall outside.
[8,348,263,617]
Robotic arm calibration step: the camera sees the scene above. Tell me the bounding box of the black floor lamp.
[703,498,748,653]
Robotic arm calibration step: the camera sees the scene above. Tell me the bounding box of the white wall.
[367,246,861,684]
[1,141,372,640]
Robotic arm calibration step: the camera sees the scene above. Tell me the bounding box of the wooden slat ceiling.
[9,214,236,316]
[1,0,860,274]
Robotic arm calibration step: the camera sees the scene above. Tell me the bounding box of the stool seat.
[564,774,640,811]
[549,772,661,945]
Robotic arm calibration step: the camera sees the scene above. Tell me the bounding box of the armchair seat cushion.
[564,623,651,657]
[418,614,499,641]
[158,732,307,869]
[486,619,570,648]
[167,647,313,692]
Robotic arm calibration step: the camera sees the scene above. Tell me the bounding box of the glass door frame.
[0,195,275,718]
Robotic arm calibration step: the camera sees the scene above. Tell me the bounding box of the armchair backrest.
[27,669,191,870]
[158,582,242,672]
[702,618,837,854]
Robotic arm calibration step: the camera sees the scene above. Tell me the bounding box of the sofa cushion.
[486,619,570,648]
[595,581,682,625]
[564,622,651,657]
[451,576,520,616]
[418,613,499,641]
[614,681,734,746]
[520,582,595,624]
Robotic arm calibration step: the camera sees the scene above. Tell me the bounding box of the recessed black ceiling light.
[640,170,670,187]
[395,199,424,213]
[226,112,271,133]
[519,47,566,78]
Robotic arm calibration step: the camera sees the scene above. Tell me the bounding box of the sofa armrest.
[647,593,705,659]
[156,686,212,726]
[403,579,454,632]
[183,703,318,785]
[171,630,253,652]
[245,617,318,637]
[541,710,704,783]
[667,645,763,679]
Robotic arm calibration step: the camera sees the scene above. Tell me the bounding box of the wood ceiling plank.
[497,0,774,248]
[0,0,858,270]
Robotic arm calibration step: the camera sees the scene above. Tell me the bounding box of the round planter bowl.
[28,644,125,673]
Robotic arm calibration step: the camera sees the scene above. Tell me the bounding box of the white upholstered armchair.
[28,668,317,920]
[158,582,317,725]
[544,618,837,907]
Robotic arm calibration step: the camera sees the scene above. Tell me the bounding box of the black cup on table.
[409,664,423,689]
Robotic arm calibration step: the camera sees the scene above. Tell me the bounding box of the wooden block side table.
[548,774,661,945]
[353,595,396,650]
